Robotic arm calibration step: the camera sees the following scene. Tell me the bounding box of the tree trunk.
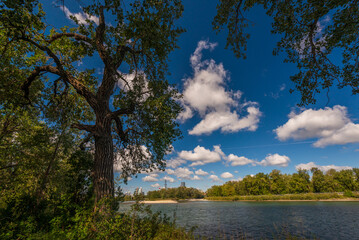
[94,133,114,203]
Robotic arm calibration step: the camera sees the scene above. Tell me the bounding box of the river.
[119,201,359,239]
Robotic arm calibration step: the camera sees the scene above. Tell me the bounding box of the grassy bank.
[205,192,359,201]
[7,202,196,240]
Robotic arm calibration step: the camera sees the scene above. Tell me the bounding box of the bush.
[0,194,194,240]
[57,200,195,240]
[344,190,354,198]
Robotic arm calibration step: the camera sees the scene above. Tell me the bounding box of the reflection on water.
[119,201,359,239]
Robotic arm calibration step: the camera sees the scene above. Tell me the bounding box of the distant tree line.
[206,168,359,197]
[147,187,204,200]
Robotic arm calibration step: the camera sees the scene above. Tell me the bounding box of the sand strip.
[141,200,178,204]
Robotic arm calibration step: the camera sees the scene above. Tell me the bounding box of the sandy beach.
[187,199,209,202]
[141,200,178,204]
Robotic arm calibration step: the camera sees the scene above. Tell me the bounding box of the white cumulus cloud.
[142,175,159,182]
[151,183,161,188]
[314,123,359,147]
[61,5,99,25]
[295,162,352,172]
[178,145,222,166]
[166,167,194,180]
[179,40,261,135]
[221,172,234,179]
[172,145,290,169]
[192,175,201,180]
[209,175,221,182]
[166,159,186,168]
[227,154,256,166]
[275,105,359,147]
[195,169,209,176]
[161,176,175,183]
[258,154,290,167]
[190,40,218,68]
[189,107,261,135]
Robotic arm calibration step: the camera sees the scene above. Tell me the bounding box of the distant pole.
[165,179,167,189]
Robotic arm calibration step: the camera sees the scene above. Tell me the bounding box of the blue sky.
[42,1,359,193]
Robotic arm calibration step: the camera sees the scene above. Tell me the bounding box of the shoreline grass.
[205,192,359,201]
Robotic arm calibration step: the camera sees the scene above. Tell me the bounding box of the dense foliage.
[0,0,188,238]
[0,0,184,202]
[214,0,359,105]
[147,187,204,200]
[1,194,194,240]
[0,108,94,238]
[207,168,359,197]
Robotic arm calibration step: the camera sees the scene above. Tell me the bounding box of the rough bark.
[93,100,115,202]
[94,132,114,202]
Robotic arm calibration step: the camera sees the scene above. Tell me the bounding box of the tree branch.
[308,19,319,65]
[79,133,94,150]
[94,6,119,102]
[111,106,134,118]
[22,65,61,103]
[97,45,141,101]
[116,71,132,90]
[95,6,108,62]
[47,32,93,45]
[113,116,128,143]
[115,45,141,69]
[71,123,97,133]
[20,37,98,108]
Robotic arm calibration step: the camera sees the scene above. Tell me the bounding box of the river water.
[119,201,359,239]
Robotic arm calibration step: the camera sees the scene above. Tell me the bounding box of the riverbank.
[141,199,209,204]
[205,192,359,201]
[207,198,359,202]
[127,193,359,204]
[142,200,178,204]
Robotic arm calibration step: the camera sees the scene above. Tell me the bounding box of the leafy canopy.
[0,0,185,183]
[214,0,359,105]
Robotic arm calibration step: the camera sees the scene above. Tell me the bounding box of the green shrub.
[51,201,195,240]
[0,195,194,240]
[344,190,354,198]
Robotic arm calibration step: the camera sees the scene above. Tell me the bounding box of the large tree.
[0,0,184,203]
[214,0,359,105]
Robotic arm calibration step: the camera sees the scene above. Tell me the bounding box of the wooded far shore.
[130,192,359,203]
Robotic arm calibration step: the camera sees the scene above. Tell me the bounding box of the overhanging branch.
[79,133,94,150]
[71,123,97,133]
[113,116,128,143]
[22,65,61,103]
[111,106,134,118]
[47,32,93,45]
[19,37,98,109]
